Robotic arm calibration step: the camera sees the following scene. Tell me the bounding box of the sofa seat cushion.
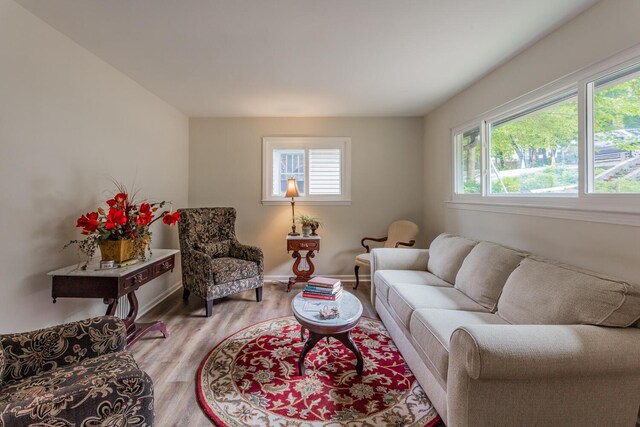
[410,309,509,388]
[498,257,640,327]
[211,257,259,284]
[427,233,478,284]
[455,241,525,311]
[374,270,452,303]
[0,351,150,410]
[388,283,489,329]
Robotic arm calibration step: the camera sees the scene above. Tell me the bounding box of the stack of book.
[302,277,343,301]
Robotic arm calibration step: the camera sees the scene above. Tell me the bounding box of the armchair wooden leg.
[183,288,190,302]
[256,287,263,302]
[354,265,360,289]
[205,299,213,317]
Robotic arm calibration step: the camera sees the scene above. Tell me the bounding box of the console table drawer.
[287,240,319,251]
[122,266,152,292]
[152,256,175,277]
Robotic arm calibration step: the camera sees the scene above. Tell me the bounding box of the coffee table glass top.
[291,291,363,327]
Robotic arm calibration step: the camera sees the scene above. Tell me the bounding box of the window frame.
[262,136,352,205]
[449,43,640,227]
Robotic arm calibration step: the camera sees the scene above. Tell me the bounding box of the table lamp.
[285,177,300,236]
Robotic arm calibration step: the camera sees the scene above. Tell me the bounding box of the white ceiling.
[16,0,598,117]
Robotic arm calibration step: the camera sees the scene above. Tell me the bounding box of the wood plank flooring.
[131,281,375,426]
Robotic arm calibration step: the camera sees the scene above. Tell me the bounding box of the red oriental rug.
[197,316,442,426]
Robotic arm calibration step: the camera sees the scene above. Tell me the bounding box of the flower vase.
[99,239,134,262]
[302,226,311,237]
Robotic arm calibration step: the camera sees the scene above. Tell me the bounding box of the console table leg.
[105,298,118,316]
[124,291,140,332]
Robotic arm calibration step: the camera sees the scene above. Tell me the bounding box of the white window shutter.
[309,149,341,195]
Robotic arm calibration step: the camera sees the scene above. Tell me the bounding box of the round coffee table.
[291,291,364,376]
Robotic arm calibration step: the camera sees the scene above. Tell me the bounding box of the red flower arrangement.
[66,183,180,268]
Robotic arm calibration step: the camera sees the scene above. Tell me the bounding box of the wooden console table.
[48,249,178,347]
[286,236,320,292]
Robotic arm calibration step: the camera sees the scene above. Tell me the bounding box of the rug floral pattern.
[197,316,441,426]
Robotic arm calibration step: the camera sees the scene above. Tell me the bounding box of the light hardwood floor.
[131,280,376,426]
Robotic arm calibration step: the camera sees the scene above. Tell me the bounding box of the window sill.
[262,199,352,206]
[446,199,640,227]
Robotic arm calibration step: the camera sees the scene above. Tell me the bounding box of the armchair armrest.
[1,316,126,385]
[394,240,416,248]
[183,248,214,283]
[361,236,387,253]
[230,242,264,272]
[448,324,640,426]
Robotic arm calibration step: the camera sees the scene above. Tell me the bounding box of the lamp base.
[288,232,300,236]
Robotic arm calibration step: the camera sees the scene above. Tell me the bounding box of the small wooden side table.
[286,235,320,292]
[48,249,178,347]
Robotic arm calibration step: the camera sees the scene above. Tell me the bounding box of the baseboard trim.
[264,274,370,284]
[138,281,182,319]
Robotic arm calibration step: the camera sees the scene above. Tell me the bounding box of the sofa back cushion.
[455,242,525,311]
[427,233,477,284]
[498,257,640,327]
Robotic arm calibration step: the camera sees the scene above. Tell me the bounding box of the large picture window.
[262,137,351,204]
[451,45,640,225]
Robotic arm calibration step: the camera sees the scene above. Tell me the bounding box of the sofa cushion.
[388,284,489,329]
[410,309,509,388]
[374,270,452,302]
[211,257,259,284]
[498,257,640,327]
[427,233,477,284]
[197,240,231,257]
[455,242,525,311]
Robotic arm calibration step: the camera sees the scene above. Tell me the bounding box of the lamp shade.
[285,177,300,198]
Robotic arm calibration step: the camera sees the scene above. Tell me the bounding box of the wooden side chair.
[354,220,419,289]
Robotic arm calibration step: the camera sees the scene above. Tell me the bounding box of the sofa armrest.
[1,316,126,385]
[447,324,640,426]
[451,324,640,380]
[370,248,429,305]
[371,248,429,272]
[230,242,264,273]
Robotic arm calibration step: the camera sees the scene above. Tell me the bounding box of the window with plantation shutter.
[309,149,341,195]
[262,137,351,205]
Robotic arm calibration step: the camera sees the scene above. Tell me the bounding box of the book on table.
[307,277,341,288]
[302,289,343,301]
[304,284,342,294]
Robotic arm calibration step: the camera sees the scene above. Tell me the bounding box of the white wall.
[0,0,189,332]
[189,117,424,279]
[423,0,640,284]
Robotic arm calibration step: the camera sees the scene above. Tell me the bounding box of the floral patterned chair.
[0,316,154,426]
[177,207,264,317]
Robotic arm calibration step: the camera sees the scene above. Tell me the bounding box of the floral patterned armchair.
[0,316,154,426]
[177,207,264,317]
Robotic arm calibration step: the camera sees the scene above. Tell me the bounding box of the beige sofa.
[370,233,640,426]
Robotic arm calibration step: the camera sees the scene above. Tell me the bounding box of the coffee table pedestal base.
[298,328,363,376]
